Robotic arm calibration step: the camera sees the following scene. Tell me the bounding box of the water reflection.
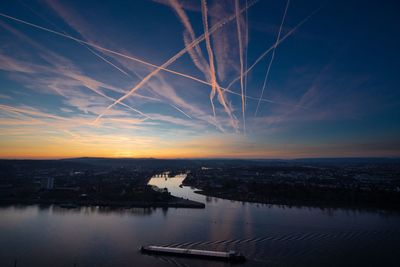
[1,174,400,266]
[148,173,205,203]
[0,204,164,216]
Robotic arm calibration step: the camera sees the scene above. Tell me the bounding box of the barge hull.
[140,245,245,262]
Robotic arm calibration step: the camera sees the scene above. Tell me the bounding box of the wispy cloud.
[0,6,282,115]
[1,4,228,131]
[92,0,257,125]
[0,21,154,119]
[0,93,12,100]
[166,0,239,130]
[2,0,392,159]
[167,0,209,75]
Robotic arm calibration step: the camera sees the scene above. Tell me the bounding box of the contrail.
[244,0,249,111]
[0,3,303,112]
[171,0,238,130]
[168,0,209,75]
[168,0,218,125]
[86,43,194,119]
[254,0,290,116]
[87,50,195,120]
[169,0,220,128]
[201,0,218,120]
[0,104,68,121]
[201,0,237,130]
[235,0,246,132]
[0,7,285,108]
[169,104,192,119]
[12,3,196,120]
[85,46,131,78]
[77,80,152,120]
[17,0,133,79]
[3,6,151,119]
[93,0,258,124]
[83,48,194,119]
[224,6,320,94]
[0,12,213,88]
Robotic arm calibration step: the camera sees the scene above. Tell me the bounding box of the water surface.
[1,174,399,266]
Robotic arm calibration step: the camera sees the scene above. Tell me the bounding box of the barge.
[140,245,246,262]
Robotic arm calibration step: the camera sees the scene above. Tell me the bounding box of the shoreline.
[0,196,205,209]
[193,190,400,213]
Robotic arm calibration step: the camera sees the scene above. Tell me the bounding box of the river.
[1,173,399,266]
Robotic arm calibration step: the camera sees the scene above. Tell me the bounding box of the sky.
[0,0,399,159]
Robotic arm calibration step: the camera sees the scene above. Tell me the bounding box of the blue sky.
[0,0,399,158]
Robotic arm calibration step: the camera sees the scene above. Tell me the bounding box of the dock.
[140,245,246,262]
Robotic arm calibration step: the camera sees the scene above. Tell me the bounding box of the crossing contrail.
[85,45,132,78]
[10,3,197,120]
[77,80,152,120]
[83,48,194,119]
[254,0,290,116]
[201,0,238,130]
[0,2,305,115]
[93,0,258,124]
[168,0,209,75]
[235,0,246,132]
[169,0,239,129]
[167,0,218,124]
[0,6,287,109]
[0,12,214,88]
[0,12,151,119]
[224,6,320,95]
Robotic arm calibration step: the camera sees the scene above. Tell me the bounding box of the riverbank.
[184,164,400,212]
[193,189,400,213]
[0,196,205,209]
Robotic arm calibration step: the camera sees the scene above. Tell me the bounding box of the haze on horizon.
[0,0,399,159]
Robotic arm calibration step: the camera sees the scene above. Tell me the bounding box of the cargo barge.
[140,245,246,262]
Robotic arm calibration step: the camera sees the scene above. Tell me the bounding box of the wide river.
[1,174,399,266]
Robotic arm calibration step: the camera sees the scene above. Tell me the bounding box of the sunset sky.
[0,0,399,159]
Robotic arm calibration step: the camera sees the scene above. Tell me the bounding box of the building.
[41,177,54,190]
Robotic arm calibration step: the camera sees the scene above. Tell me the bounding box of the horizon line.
[1,156,399,161]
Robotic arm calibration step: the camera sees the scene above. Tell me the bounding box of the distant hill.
[0,157,399,171]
